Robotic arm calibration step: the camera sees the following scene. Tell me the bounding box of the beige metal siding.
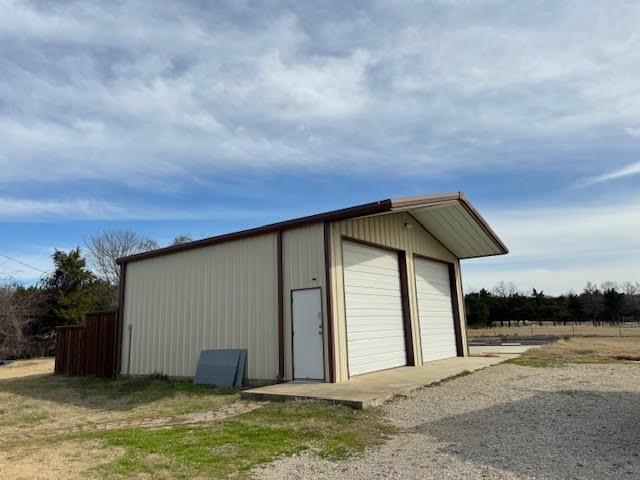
[121,233,279,381]
[282,224,328,381]
[329,212,468,381]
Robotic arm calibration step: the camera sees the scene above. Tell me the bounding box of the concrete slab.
[241,355,514,409]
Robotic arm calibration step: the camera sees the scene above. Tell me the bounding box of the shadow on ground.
[0,373,233,411]
[413,390,640,479]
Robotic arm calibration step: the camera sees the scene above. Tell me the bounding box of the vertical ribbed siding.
[121,233,278,381]
[329,212,467,382]
[282,224,327,381]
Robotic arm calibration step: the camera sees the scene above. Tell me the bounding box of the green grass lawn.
[1,360,394,479]
[87,401,393,479]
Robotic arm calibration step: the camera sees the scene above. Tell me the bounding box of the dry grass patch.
[468,324,640,338]
[509,337,640,367]
[0,438,125,480]
[0,357,55,380]
[0,358,238,443]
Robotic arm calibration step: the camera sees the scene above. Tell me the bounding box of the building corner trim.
[323,222,336,383]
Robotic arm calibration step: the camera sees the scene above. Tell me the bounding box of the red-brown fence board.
[54,310,119,377]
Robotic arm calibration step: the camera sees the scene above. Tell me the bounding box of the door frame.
[290,287,326,381]
[412,253,464,359]
[340,236,415,379]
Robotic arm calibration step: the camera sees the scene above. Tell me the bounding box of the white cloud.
[0,197,287,221]
[462,197,640,294]
[1,1,640,186]
[0,197,127,219]
[577,161,640,186]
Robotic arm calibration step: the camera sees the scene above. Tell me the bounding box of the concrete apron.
[241,355,517,409]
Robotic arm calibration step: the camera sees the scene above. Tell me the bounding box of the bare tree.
[492,281,519,298]
[171,234,193,245]
[85,230,158,285]
[600,280,619,292]
[0,284,32,359]
[621,281,638,296]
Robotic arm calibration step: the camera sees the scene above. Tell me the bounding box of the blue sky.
[1,0,639,294]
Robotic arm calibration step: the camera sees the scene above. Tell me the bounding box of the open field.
[468,324,640,338]
[0,359,391,479]
[508,336,640,367]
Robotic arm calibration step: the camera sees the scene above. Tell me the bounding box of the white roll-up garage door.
[343,241,406,376]
[414,257,458,362]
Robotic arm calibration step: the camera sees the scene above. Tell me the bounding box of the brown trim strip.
[115,263,127,374]
[448,263,465,357]
[389,192,462,208]
[277,230,285,381]
[397,251,415,366]
[117,200,392,264]
[323,222,336,383]
[116,192,507,265]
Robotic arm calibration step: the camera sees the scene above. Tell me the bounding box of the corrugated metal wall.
[282,224,327,381]
[121,233,279,381]
[329,212,468,381]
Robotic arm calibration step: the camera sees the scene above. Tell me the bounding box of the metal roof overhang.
[388,193,508,259]
[117,191,507,264]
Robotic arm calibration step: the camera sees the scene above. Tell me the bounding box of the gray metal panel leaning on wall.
[120,233,279,382]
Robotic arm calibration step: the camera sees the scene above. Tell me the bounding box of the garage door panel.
[344,285,402,296]
[344,265,401,278]
[348,338,406,355]
[346,307,404,317]
[346,314,405,326]
[415,257,458,363]
[344,278,402,290]
[348,352,407,375]
[416,283,451,296]
[347,329,406,341]
[344,241,407,376]
[345,296,405,307]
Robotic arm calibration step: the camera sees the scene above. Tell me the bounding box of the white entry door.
[343,241,407,376]
[292,288,324,380]
[414,257,458,362]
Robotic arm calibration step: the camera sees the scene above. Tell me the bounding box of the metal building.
[117,192,508,384]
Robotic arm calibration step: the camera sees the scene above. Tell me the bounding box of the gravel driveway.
[254,363,640,480]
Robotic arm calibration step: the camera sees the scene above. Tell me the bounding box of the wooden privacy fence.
[55,310,122,377]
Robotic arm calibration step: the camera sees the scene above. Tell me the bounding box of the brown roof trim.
[117,199,392,264]
[116,192,507,264]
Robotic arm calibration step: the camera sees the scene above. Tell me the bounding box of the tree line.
[465,281,640,328]
[0,231,191,359]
